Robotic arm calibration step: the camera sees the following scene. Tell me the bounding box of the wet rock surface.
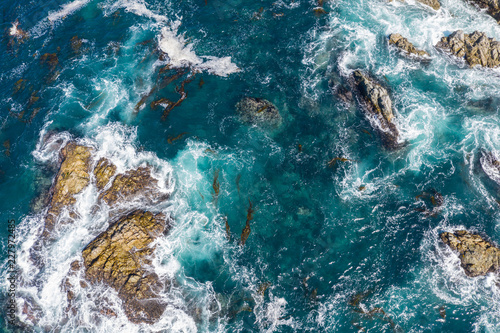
[466,0,500,23]
[480,151,500,185]
[351,70,402,149]
[436,30,500,68]
[99,166,168,208]
[43,143,92,236]
[388,33,430,58]
[236,97,282,128]
[417,0,441,10]
[93,158,117,190]
[82,210,170,324]
[441,230,500,277]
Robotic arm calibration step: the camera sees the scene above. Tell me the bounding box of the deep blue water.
[1,0,500,332]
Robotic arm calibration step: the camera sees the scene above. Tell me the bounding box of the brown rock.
[236,97,283,129]
[352,70,403,150]
[417,0,440,10]
[93,158,116,190]
[43,143,92,235]
[99,167,167,207]
[440,230,500,277]
[388,33,430,58]
[466,0,500,23]
[82,210,170,324]
[436,30,500,68]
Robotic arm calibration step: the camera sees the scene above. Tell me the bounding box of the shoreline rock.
[466,0,500,23]
[42,143,92,237]
[436,30,500,68]
[236,97,282,129]
[351,70,403,150]
[82,210,170,324]
[388,33,430,59]
[440,230,500,277]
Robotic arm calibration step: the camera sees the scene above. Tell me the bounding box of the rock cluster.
[236,97,282,129]
[467,0,500,23]
[436,30,500,68]
[441,230,500,277]
[82,210,170,323]
[39,142,170,324]
[388,33,429,58]
[352,70,402,149]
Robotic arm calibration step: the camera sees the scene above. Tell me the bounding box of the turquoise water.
[1,0,500,331]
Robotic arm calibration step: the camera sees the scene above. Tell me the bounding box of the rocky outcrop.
[466,0,500,23]
[436,30,500,68]
[417,0,440,10]
[352,70,402,149]
[440,230,500,277]
[236,97,282,129]
[480,151,500,185]
[99,166,168,207]
[93,158,116,190]
[43,143,92,236]
[82,210,170,323]
[388,33,429,58]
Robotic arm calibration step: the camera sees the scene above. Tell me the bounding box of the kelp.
[257,282,271,296]
[348,291,402,332]
[224,216,230,241]
[161,75,195,121]
[327,157,354,168]
[134,67,189,112]
[85,91,106,110]
[240,200,254,246]
[70,36,82,54]
[3,140,10,157]
[199,77,205,88]
[13,79,26,94]
[167,132,188,144]
[40,53,59,71]
[212,169,220,204]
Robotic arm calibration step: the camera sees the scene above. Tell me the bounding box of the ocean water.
[1,0,500,331]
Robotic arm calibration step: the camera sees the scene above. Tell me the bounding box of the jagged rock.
[436,30,500,68]
[236,97,282,128]
[99,167,168,207]
[480,151,500,185]
[416,0,440,10]
[440,230,500,277]
[388,33,430,58]
[93,158,116,190]
[352,70,402,149]
[43,143,92,236]
[466,0,500,23]
[82,210,170,324]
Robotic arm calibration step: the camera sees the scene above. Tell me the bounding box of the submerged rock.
[351,70,402,149]
[99,166,168,207]
[388,33,430,58]
[440,230,500,277]
[466,0,500,23]
[436,30,500,68]
[236,97,282,128]
[82,210,170,323]
[43,143,92,236]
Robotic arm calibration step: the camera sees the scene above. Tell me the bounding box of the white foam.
[48,0,91,22]
[158,22,240,77]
